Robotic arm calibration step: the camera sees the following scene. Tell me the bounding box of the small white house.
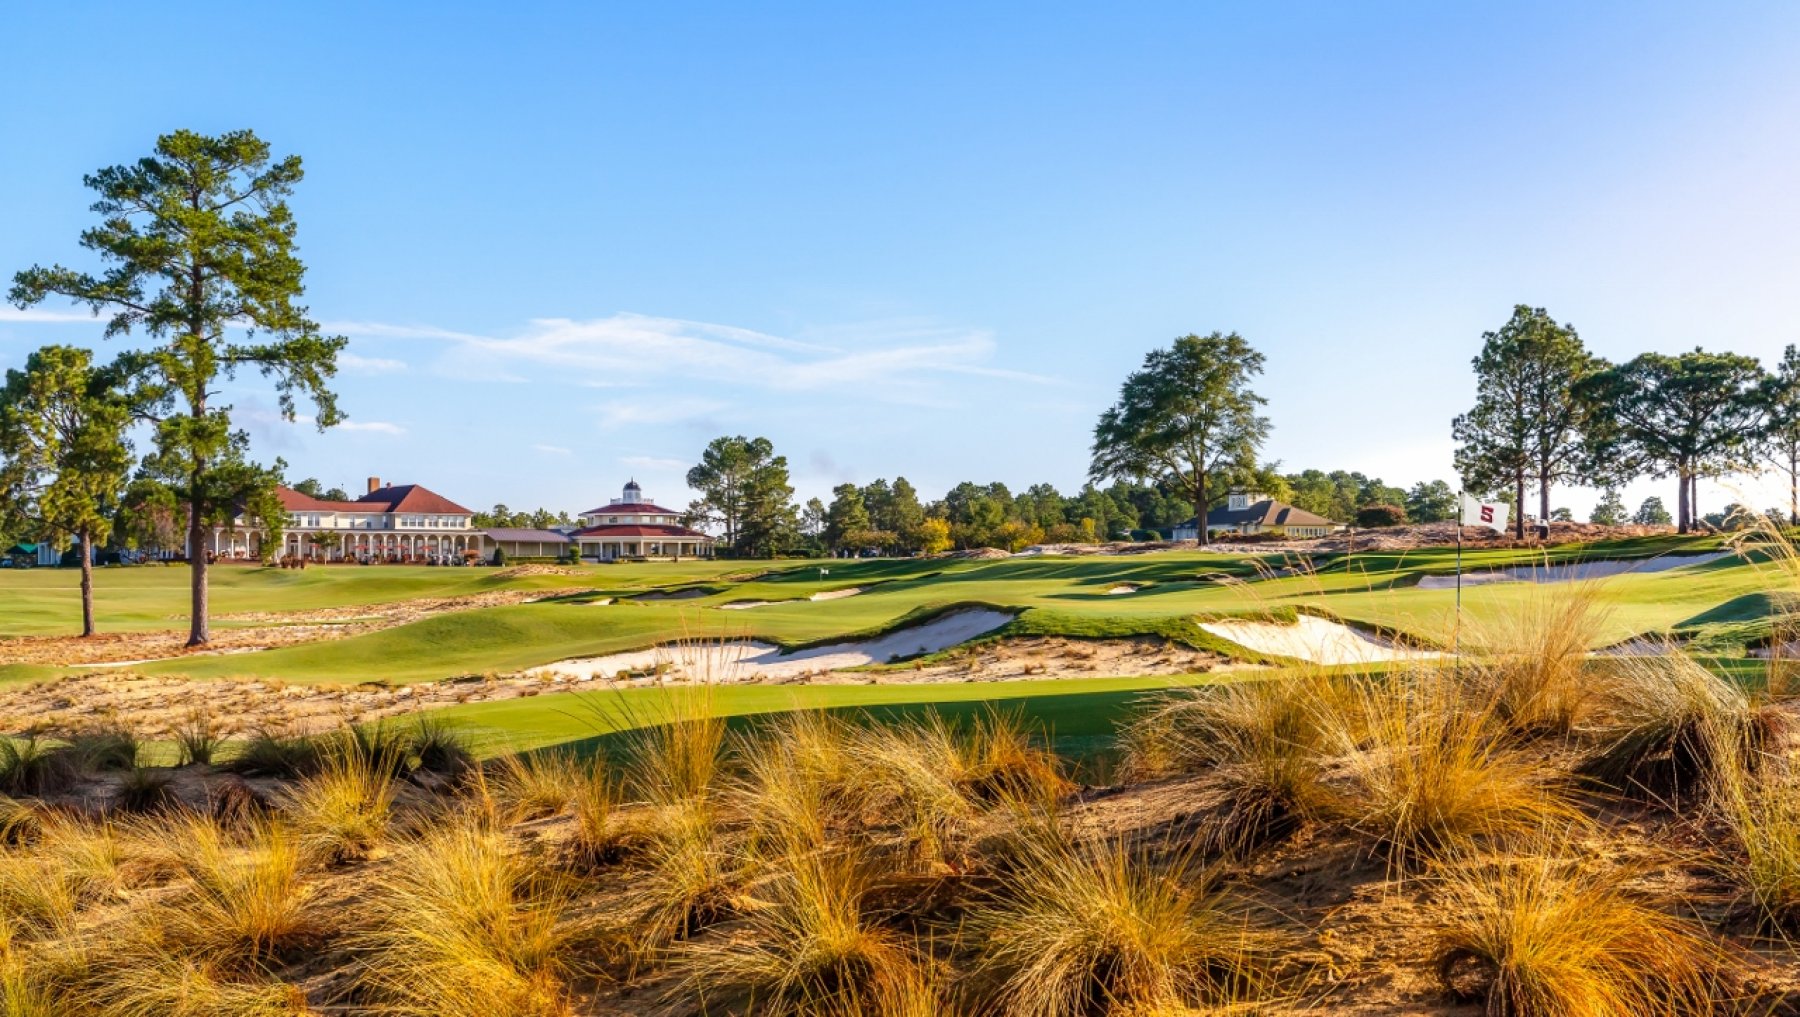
[1172,491,1342,540]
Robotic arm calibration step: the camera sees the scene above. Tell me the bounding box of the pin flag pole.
[1455,493,1464,656]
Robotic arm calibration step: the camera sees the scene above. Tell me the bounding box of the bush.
[1355,503,1407,527]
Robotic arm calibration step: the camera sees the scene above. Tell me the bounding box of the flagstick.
[1454,494,1464,657]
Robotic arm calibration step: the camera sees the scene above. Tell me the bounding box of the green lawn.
[2,536,1787,691]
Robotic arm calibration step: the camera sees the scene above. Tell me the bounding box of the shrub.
[1426,848,1724,1015]
[108,766,179,816]
[67,725,140,772]
[225,728,325,780]
[965,836,1273,1016]
[409,716,474,775]
[1355,504,1407,528]
[0,736,77,797]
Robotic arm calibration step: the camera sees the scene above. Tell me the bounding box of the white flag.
[1460,495,1509,534]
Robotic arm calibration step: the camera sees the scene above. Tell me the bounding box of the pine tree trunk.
[1539,477,1551,532]
[1790,449,1797,526]
[1195,472,1209,547]
[1676,469,1691,534]
[78,531,95,638]
[1514,469,1526,539]
[187,490,210,647]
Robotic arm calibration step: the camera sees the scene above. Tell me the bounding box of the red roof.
[573,523,709,539]
[276,484,473,516]
[579,501,682,517]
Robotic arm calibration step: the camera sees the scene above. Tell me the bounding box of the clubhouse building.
[1172,490,1343,541]
[207,476,715,563]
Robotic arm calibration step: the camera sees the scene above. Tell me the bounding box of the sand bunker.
[1105,585,1140,596]
[718,600,776,611]
[810,587,863,601]
[527,608,1013,683]
[1198,614,1443,665]
[633,588,713,602]
[1415,552,1732,590]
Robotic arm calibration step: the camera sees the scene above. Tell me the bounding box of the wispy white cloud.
[533,443,573,456]
[595,396,729,430]
[0,307,101,324]
[338,352,408,374]
[346,312,1057,397]
[337,420,407,435]
[620,454,689,471]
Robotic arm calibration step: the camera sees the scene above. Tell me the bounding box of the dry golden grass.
[568,756,629,866]
[1713,747,1800,929]
[355,815,593,1017]
[1323,666,1582,864]
[1461,581,1614,737]
[848,720,979,866]
[146,815,319,972]
[485,750,582,822]
[1425,846,1726,1016]
[71,954,310,1017]
[1123,671,1349,855]
[669,847,920,1016]
[283,751,395,865]
[965,834,1273,1017]
[1583,652,1763,802]
[623,797,742,959]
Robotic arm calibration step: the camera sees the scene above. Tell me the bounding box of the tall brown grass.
[356,816,593,1017]
[1323,666,1581,864]
[284,750,395,865]
[1122,671,1348,855]
[670,847,920,1016]
[1582,652,1764,802]
[1425,845,1726,1016]
[147,815,318,971]
[1460,581,1614,737]
[965,834,1272,1017]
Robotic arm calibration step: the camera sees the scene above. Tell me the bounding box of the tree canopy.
[1452,306,1601,537]
[1089,332,1270,546]
[686,435,798,557]
[10,129,345,644]
[0,345,133,635]
[1578,349,1767,532]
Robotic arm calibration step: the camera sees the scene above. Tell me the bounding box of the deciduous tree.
[0,346,133,635]
[11,129,346,645]
[1590,489,1626,526]
[1089,332,1270,547]
[686,435,797,557]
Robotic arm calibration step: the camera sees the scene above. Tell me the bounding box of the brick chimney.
[367,476,381,494]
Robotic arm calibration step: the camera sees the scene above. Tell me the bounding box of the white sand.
[587,598,614,607]
[525,608,1014,683]
[1105,585,1139,595]
[634,588,712,601]
[1198,614,1443,665]
[810,587,863,601]
[1415,552,1731,589]
[718,600,775,610]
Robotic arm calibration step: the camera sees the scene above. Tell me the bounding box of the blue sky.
[5,2,1800,518]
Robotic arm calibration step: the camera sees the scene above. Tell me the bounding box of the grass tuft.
[966,835,1273,1017]
[356,816,593,1017]
[1426,847,1725,1016]
[284,750,395,865]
